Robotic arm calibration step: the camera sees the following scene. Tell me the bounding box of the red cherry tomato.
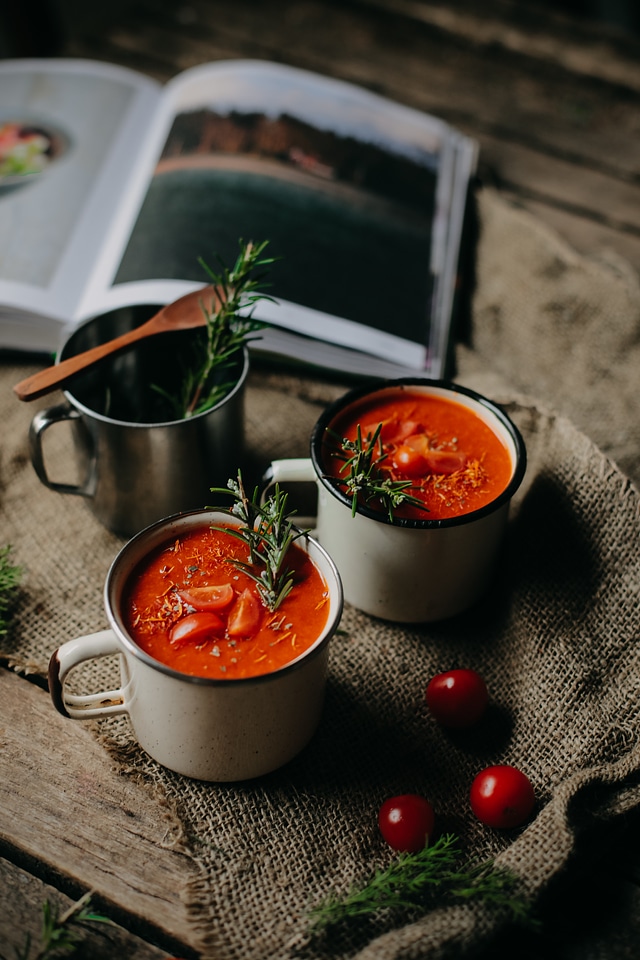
[470,765,535,829]
[227,587,262,637]
[378,794,435,852]
[425,669,489,728]
[177,582,234,611]
[170,611,224,647]
[392,442,429,477]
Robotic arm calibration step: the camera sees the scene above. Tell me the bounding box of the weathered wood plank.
[0,857,175,959]
[0,668,199,956]
[476,131,640,236]
[351,0,640,90]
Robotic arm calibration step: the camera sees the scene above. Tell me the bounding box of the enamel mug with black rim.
[48,509,344,782]
[262,379,526,624]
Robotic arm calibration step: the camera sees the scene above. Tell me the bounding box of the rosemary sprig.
[309,834,533,933]
[6,891,112,960]
[155,239,275,419]
[209,471,302,612]
[328,424,429,521]
[0,544,21,637]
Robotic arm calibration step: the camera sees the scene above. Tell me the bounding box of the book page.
[0,59,160,340]
[88,60,473,373]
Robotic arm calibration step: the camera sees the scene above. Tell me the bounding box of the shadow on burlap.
[1,186,640,959]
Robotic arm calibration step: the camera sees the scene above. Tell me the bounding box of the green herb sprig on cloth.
[309,834,534,934]
[0,544,21,637]
[328,423,429,521]
[155,239,275,419]
[210,471,303,612]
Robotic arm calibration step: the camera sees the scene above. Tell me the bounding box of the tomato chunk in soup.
[122,525,330,679]
[323,389,514,521]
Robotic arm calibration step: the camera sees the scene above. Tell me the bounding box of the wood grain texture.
[0,857,175,959]
[0,668,199,956]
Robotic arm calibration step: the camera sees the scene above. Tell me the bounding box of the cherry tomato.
[170,611,224,647]
[470,765,535,829]
[425,668,489,728]
[378,794,435,852]
[178,582,234,611]
[227,587,262,637]
[392,442,428,477]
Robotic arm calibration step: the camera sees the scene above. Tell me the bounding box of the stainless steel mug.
[29,305,248,538]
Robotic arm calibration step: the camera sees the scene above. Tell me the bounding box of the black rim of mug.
[310,377,527,530]
[104,509,344,686]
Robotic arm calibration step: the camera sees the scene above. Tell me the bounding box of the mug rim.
[104,507,344,686]
[311,377,527,529]
[58,308,249,428]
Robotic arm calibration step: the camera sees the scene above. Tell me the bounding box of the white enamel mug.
[48,509,343,781]
[263,379,526,623]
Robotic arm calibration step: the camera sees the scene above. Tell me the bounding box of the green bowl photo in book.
[0,116,70,192]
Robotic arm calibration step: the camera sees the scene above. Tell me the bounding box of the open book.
[0,58,476,380]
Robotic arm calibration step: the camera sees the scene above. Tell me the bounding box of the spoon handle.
[13,316,158,402]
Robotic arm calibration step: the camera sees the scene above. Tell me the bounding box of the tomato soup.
[122,525,330,680]
[322,388,514,521]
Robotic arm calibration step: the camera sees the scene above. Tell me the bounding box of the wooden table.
[2,1,640,956]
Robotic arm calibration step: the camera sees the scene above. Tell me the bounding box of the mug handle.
[29,403,96,497]
[48,629,129,720]
[260,458,318,526]
[261,458,317,490]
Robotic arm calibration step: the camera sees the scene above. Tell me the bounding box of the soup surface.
[122,524,330,679]
[322,389,514,521]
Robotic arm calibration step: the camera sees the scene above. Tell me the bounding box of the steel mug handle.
[48,629,129,720]
[29,403,96,497]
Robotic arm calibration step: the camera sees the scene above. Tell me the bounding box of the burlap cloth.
[2,187,640,958]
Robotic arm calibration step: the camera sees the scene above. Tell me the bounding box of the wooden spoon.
[13,284,219,402]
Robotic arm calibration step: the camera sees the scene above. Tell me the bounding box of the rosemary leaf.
[327,424,429,521]
[446,859,535,921]
[209,471,302,612]
[6,892,112,960]
[308,834,533,934]
[0,544,21,637]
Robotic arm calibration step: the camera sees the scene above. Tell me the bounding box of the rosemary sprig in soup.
[328,424,429,521]
[210,471,302,612]
[123,476,329,680]
[323,389,513,522]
